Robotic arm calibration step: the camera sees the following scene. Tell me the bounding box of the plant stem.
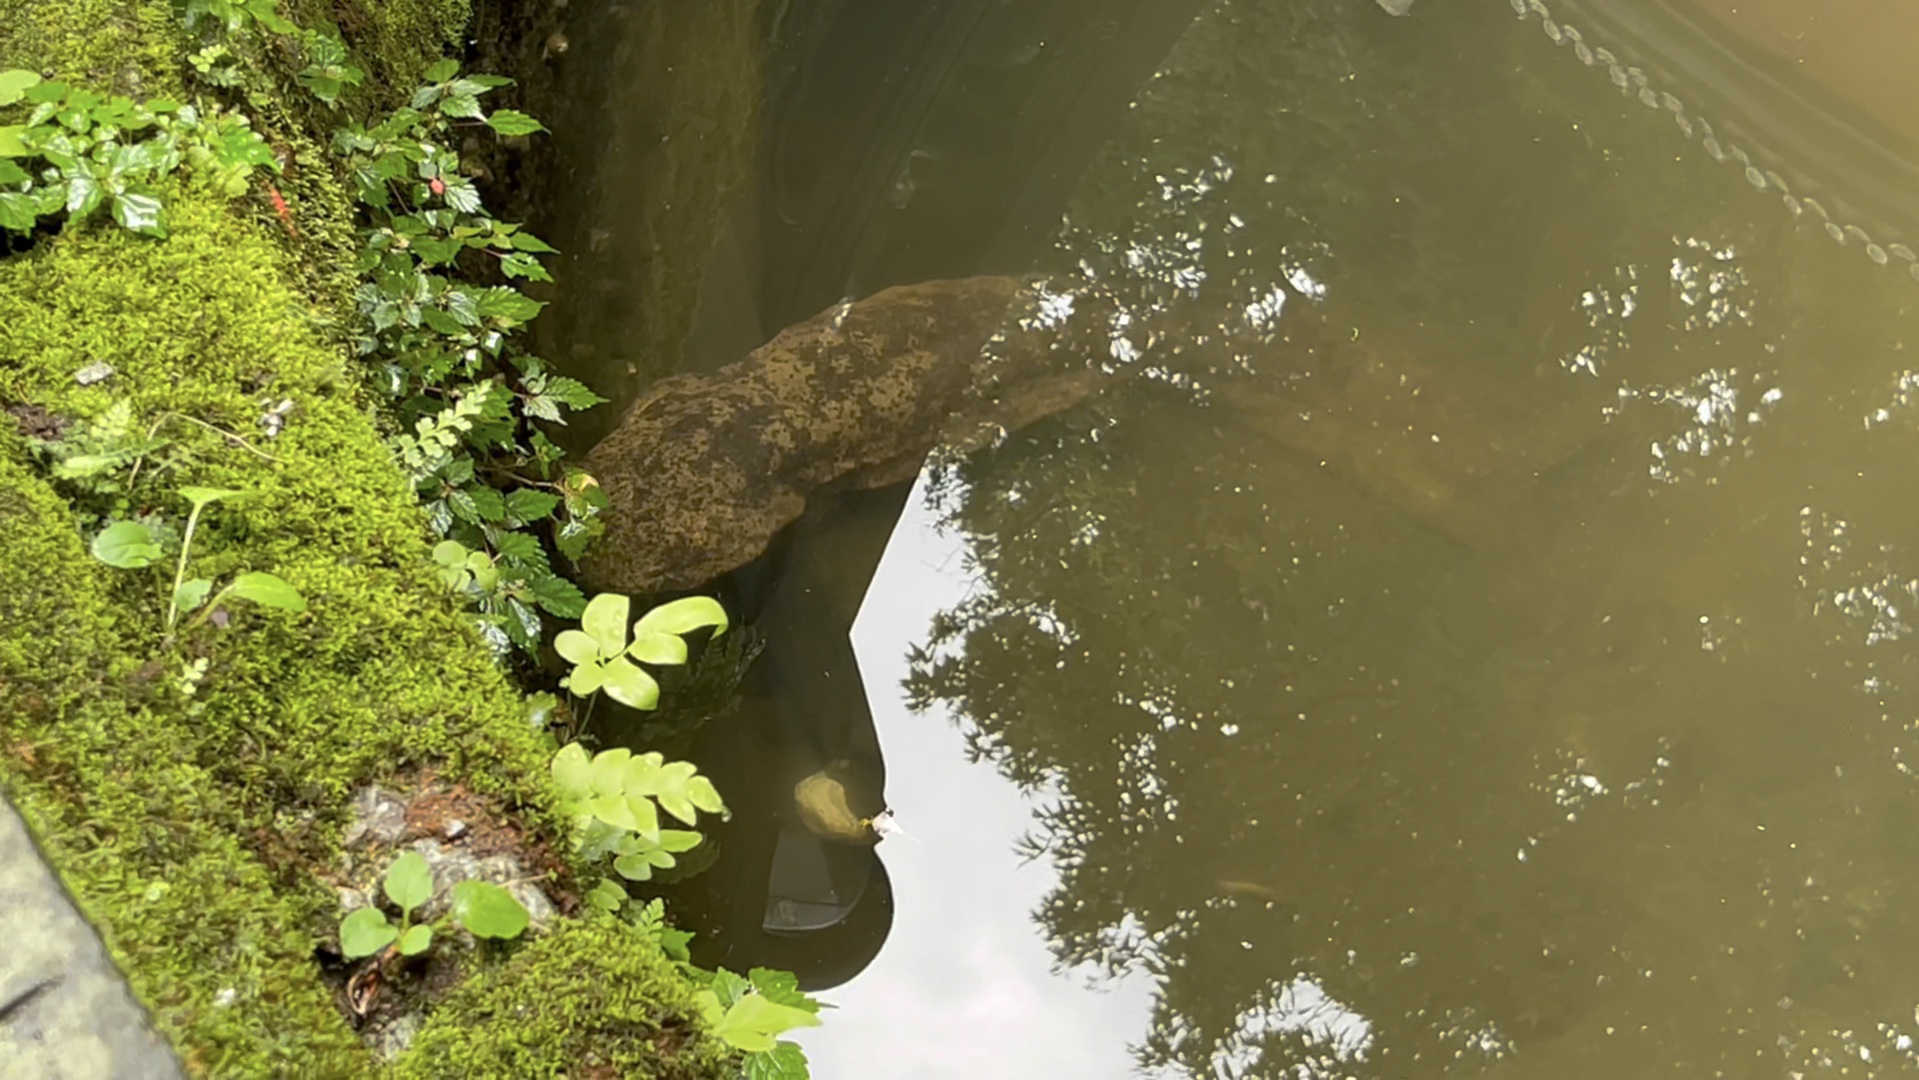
[165,502,208,633]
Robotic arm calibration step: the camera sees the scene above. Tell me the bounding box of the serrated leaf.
[474,286,544,324]
[398,923,433,956]
[543,376,606,410]
[91,520,162,568]
[499,251,553,283]
[504,488,561,524]
[531,574,587,618]
[744,1043,812,1080]
[634,596,729,639]
[464,484,506,521]
[439,92,483,119]
[384,851,433,913]
[746,969,817,1012]
[484,109,546,136]
[424,59,460,83]
[227,572,306,613]
[509,230,558,253]
[550,741,593,800]
[490,530,545,566]
[450,880,529,939]
[339,907,397,959]
[709,969,751,1009]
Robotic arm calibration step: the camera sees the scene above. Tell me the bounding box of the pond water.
[516,0,1919,1074]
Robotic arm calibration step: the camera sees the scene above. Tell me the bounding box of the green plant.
[552,741,724,888]
[89,486,305,634]
[330,63,615,655]
[695,967,823,1077]
[557,593,730,710]
[0,68,276,238]
[340,851,531,960]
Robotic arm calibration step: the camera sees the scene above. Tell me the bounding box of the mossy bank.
[0,0,731,1073]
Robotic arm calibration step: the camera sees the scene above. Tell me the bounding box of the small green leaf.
[589,747,633,795]
[657,829,703,854]
[589,793,638,832]
[432,539,469,568]
[474,286,544,324]
[484,109,547,136]
[439,92,483,119]
[0,126,27,159]
[634,596,730,639]
[91,521,162,568]
[744,1042,812,1080]
[565,659,606,697]
[340,907,397,959]
[587,877,627,912]
[531,574,587,618]
[424,59,460,83]
[0,70,42,107]
[450,880,529,939]
[503,487,561,524]
[551,742,593,800]
[226,572,306,613]
[553,629,600,667]
[509,231,558,254]
[173,577,213,613]
[626,629,687,666]
[579,592,630,657]
[747,968,818,1011]
[687,776,725,816]
[398,923,433,956]
[178,486,243,511]
[384,851,434,914]
[712,994,824,1053]
[111,188,165,235]
[599,656,660,711]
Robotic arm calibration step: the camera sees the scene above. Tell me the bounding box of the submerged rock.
[580,275,1099,595]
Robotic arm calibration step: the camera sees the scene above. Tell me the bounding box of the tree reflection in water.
[902,0,1919,1075]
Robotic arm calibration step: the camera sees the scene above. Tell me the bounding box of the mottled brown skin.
[580,275,1091,596]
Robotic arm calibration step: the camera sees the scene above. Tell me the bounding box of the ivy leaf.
[227,572,306,613]
[339,907,397,959]
[483,109,546,136]
[91,520,162,568]
[383,851,434,915]
[450,880,530,939]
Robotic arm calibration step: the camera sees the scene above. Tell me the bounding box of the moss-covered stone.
[393,919,735,1079]
[0,0,728,1075]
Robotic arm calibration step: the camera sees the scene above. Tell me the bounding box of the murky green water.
[528,0,1919,1074]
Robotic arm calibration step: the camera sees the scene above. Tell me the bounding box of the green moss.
[0,0,729,1074]
[394,919,736,1080]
